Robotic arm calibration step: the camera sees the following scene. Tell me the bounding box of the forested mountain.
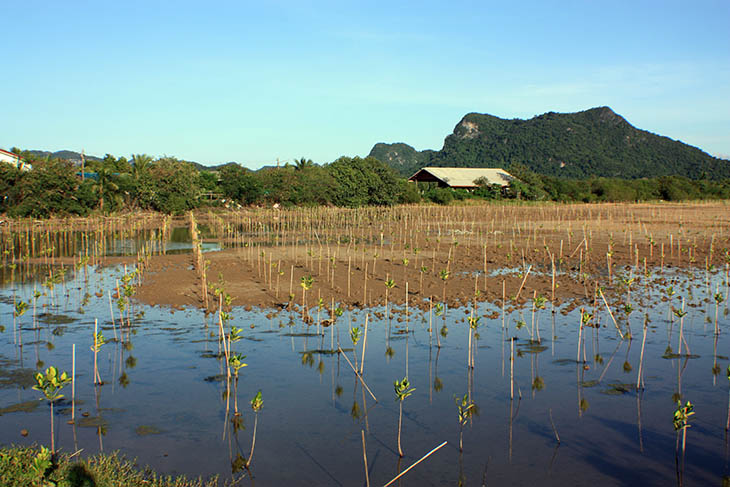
[28,150,103,164]
[369,107,730,179]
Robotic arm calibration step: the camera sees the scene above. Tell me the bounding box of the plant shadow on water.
[1,221,729,485]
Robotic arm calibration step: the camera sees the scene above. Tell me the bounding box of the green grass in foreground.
[0,445,228,487]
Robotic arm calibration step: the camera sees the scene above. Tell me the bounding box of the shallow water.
[1,260,729,486]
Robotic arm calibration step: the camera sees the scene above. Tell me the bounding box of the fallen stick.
[513,265,532,303]
[338,346,377,402]
[383,441,448,487]
[549,408,560,444]
[599,289,625,339]
[569,238,587,259]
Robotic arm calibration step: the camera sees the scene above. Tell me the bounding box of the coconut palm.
[131,154,153,180]
[293,157,314,171]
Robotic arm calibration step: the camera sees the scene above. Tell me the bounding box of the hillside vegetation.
[369,107,730,179]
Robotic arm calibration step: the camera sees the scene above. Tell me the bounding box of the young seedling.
[434,302,444,348]
[439,269,450,304]
[230,325,243,343]
[228,353,248,415]
[467,315,479,369]
[714,291,724,336]
[247,390,263,468]
[455,393,475,452]
[394,377,415,457]
[531,294,547,343]
[672,301,689,356]
[301,275,314,317]
[673,400,695,485]
[384,277,396,322]
[13,299,28,346]
[350,326,362,370]
[90,321,106,385]
[578,309,592,364]
[33,366,72,453]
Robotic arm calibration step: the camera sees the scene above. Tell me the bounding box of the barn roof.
[408,167,513,188]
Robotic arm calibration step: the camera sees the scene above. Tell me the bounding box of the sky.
[2,1,729,168]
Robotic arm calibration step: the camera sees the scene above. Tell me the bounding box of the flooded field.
[1,203,729,486]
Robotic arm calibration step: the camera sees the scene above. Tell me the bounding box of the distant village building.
[408,167,513,189]
[0,148,31,171]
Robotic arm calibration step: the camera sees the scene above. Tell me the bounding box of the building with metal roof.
[408,167,513,189]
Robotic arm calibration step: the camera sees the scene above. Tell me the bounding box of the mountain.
[188,161,240,172]
[28,150,103,164]
[368,143,437,176]
[369,107,730,180]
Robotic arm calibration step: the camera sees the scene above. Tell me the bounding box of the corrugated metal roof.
[409,167,513,187]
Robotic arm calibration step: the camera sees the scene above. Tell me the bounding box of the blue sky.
[2,1,729,168]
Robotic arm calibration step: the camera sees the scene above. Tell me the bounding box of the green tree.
[7,159,95,217]
[137,157,201,213]
[327,156,399,207]
[131,154,153,181]
[219,164,263,204]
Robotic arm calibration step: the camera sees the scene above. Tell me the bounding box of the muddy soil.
[133,202,729,312]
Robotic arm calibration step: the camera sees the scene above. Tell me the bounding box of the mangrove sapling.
[673,299,690,356]
[531,294,547,343]
[673,400,695,486]
[467,315,480,369]
[434,303,444,348]
[91,319,106,385]
[394,377,415,457]
[439,269,450,304]
[300,275,313,318]
[714,289,724,336]
[247,390,263,468]
[228,353,248,415]
[350,326,362,371]
[13,299,28,346]
[33,366,72,453]
[455,393,475,452]
[578,310,592,364]
[384,277,395,323]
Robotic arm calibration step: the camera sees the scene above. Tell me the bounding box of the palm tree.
[131,154,153,180]
[294,157,314,171]
[94,166,121,212]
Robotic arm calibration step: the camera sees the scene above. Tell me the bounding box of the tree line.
[1,150,729,218]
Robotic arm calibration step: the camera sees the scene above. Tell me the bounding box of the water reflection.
[0,257,728,485]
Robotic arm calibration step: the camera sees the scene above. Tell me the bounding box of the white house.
[0,148,31,171]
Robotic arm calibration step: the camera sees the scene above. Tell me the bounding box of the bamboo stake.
[71,343,76,424]
[360,314,369,375]
[362,430,370,487]
[637,317,648,390]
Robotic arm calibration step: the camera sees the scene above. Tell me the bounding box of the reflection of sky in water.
[0,262,728,485]
[101,239,220,256]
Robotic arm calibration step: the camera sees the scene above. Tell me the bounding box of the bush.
[0,445,225,487]
[424,187,454,205]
